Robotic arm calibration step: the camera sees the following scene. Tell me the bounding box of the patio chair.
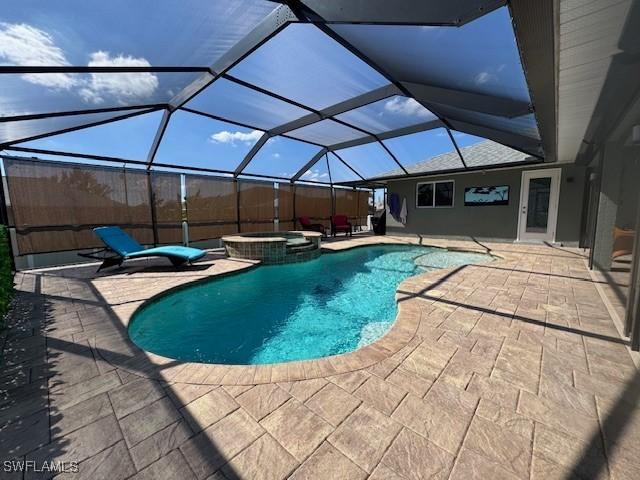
[298,216,326,236]
[331,214,352,237]
[91,226,206,271]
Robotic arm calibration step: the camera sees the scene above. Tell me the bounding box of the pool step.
[286,242,315,253]
[286,238,311,247]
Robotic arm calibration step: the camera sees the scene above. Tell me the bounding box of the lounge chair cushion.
[94,226,205,262]
[94,226,145,256]
[127,245,205,262]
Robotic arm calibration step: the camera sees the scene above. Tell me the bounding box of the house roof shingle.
[375,139,533,179]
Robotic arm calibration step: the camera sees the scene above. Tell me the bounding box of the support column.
[146,171,159,247]
[591,143,624,271]
[274,182,279,232]
[234,179,241,233]
[292,185,297,230]
[625,190,640,344]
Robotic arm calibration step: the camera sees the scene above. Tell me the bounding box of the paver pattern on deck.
[1,236,639,479]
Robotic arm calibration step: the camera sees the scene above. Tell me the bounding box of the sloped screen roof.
[0,0,544,186]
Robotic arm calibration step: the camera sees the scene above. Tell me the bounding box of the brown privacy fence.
[151,172,182,245]
[238,181,275,233]
[295,185,333,229]
[2,158,371,255]
[4,159,154,254]
[185,175,237,241]
[331,189,369,227]
[278,183,295,231]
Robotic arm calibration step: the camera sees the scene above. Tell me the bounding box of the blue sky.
[3,5,526,180]
[332,7,531,103]
[16,109,484,179]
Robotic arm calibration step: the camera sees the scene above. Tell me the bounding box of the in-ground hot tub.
[222,231,322,264]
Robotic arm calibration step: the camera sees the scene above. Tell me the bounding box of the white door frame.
[516,168,562,243]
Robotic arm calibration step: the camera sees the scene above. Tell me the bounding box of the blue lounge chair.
[92,226,206,271]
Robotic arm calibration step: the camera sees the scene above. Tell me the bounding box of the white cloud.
[78,51,158,105]
[0,22,76,89]
[0,23,158,105]
[384,97,430,118]
[209,129,262,146]
[303,169,329,181]
[272,152,281,158]
[474,71,498,85]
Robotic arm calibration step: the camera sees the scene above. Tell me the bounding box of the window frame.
[415,180,455,208]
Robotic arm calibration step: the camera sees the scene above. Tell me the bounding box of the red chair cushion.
[332,215,349,226]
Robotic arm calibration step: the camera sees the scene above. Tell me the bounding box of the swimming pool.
[128,244,492,365]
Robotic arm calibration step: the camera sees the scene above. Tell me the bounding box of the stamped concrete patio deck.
[1,235,639,479]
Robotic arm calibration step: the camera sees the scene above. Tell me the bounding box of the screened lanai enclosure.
[0,0,553,263]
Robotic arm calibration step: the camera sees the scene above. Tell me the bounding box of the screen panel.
[435,105,540,140]
[383,128,464,175]
[334,96,436,134]
[229,23,390,110]
[185,78,310,130]
[155,110,264,171]
[242,136,322,179]
[287,119,367,146]
[332,7,531,103]
[299,154,331,184]
[16,111,164,160]
[333,142,398,179]
[1,0,276,67]
[0,72,200,118]
[0,109,151,145]
[326,153,361,184]
[452,132,531,167]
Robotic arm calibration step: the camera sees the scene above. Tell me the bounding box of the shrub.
[0,225,14,325]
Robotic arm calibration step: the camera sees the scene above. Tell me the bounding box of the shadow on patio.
[1,264,244,479]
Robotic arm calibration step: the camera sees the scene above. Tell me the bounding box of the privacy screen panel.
[278,184,295,226]
[294,185,332,228]
[4,158,153,254]
[334,188,358,222]
[185,175,238,241]
[238,180,275,232]
[151,172,183,244]
[358,190,371,227]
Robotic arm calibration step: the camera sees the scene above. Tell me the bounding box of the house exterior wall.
[385,164,586,245]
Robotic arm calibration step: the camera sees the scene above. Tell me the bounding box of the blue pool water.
[129,245,492,364]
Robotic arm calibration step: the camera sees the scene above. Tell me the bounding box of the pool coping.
[222,230,323,243]
[95,237,505,385]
